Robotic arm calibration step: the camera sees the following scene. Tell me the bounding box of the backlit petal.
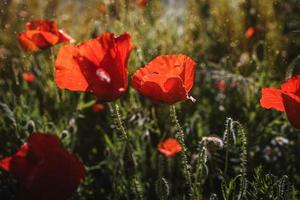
[55,45,90,91]
[260,88,285,112]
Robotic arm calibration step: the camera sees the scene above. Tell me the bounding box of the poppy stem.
[111,102,144,199]
[170,105,193,199]
[111,103,128,140]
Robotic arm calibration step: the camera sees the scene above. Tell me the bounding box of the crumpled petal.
[131,54,196,104]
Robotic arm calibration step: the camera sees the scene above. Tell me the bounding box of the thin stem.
[112,103,128,140]
[234,121,248,200]
[194,141,208,198]
[224,144,229,178]
[223,118,231,178]
[170,105,193,199]
[111,102,144,200]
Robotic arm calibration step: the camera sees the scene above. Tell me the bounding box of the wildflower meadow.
[0,0,300,199]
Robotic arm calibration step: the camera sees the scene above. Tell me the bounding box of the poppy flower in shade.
[55,32,133,101]
[131,54,196,104]
[260,75,300,129]
[18,20,73,52]
[216,80,227,91]
[245,26,256,38]
[0,133,85,200]
[22,72,35,83]
[136,0,148,7]
[158,138,182,157]
[98,3,107,15]
[92,103,105,112]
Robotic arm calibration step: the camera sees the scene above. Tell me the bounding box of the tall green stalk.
[234,121,247,200]
[111,102,144,200]
[170,105,193,199]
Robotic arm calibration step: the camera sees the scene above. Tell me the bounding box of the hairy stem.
[234,121,247,200]
[223,118,233,178]
[170,105,193,199]
[111,102,144,200]
[112,103,128,140]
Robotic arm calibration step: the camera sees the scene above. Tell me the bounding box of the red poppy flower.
[98,3,107,15]
[158,138,182,157]
[18,20,73,52]
[216,80,227,91]
[245,27,256,38]
[22,72,35,83]
[92,103,105,112]
[136,0,148,7]
[260,75,300,129]
[131,54,196,104]
[55,32,133,101]
[0,133,85,200]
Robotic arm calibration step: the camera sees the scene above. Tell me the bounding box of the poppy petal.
[131,67,151,90]
[0,144,28,172]
[75,39,112,97]
[97,33,130,85]
[280,75,300,94]
[26,20,58,33]
[75,53,116,100]
[86,33,131,100]
[114,33,132,87]
[0,157,12,171]
[282,93,300,129]
[18,33,39,51]
[0,144,31,183]
[28,134,62,152]
[143,55,179,74]
[55,45,90,91]
[139,81,165,103]
[39,31,60,45]
[163,77,187,104]
[26,31,59,46]
[260,88,285,112]
[1,133,85,200]
[78,38,105,67]
[58,29,74,43]
[180,55,196,92]
[131,54,195,104]
[115,33,133,68]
